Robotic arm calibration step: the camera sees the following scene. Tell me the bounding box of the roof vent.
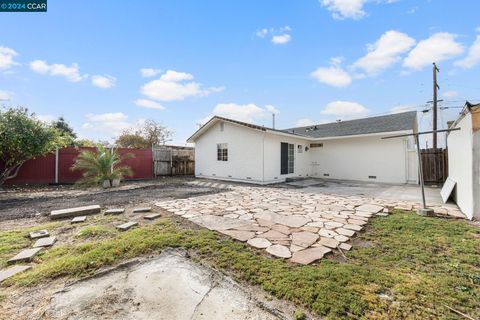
[336,119,342,123]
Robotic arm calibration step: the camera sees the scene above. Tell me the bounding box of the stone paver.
[71,216,87,224]
[133,207,151,213]
[290,246,331,265]
[266,245,291,258]
[247,237,272,249]
[339,243,352,251]
[116,221,138,231]
[0,265,31,283]
[50,205,101,219]
[29,230,49,239]
[144,213,162,220]
[155,183,395,264]
[33,236,56,248]
[8,248,42,264]
[104,208,125,215]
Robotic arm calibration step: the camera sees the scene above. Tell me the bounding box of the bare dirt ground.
[0,178,223,221]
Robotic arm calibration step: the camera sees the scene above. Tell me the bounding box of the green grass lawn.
[1,211,479,319]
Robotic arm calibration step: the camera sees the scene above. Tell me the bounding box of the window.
[217,143,228,161]
[288,143,294,174]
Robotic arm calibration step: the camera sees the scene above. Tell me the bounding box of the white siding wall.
[194,121,264,183]
[262,133,312,183]
[194,122,416,185]
[447,113,474,219]
[308,135,412,184]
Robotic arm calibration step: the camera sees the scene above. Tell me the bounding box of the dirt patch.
[0,179,223,221]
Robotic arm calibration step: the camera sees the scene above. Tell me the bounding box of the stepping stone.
[318,237,340,249]
[0,265,31,283]
[104,208,125,215]
[339,243,352,251]
[271,224,292,235]
[292,232,319,248]
[318,228,337,238]
[355,204,383,213]
[50,205,101,219]
[29,230,49,239]
[290,246,331,265]
[33,236,56,248]
[71,216,87,224]
[334,235,349,242]
[8,248,42,264]
[343,224,362,231]
[325,221,343,228]
[220,230,255,242]
[133,207,151,213]
[348,219,367,226]
[266,245,291,258]
[144,213,162,220]
[247,237,272,249]
[336,228,355,237]
[116,221,138,231]
[258,230,290,242]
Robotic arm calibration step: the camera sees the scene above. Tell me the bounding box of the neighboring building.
[447,102,480,220]
[187,111,418,185]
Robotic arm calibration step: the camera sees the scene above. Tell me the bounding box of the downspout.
[262,132,265,184]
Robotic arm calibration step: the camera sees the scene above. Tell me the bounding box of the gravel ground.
[0,178,223,221]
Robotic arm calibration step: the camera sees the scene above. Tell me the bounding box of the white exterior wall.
[308,134,415,184]
[447,113,475,219]
[193,121,417,185]
[194,121,264,183]
[262,133,312,183]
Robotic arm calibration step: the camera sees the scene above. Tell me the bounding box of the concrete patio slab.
[33,236,56,248]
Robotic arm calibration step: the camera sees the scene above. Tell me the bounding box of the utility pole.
[432,62,440,150]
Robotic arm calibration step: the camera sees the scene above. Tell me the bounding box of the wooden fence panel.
[153,147,194,176]
[420,148,448,184]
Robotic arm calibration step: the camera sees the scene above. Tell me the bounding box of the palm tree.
[72,146,133,187]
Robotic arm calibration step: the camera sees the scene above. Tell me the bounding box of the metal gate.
[153,147,195,176]
[420,148,448,184]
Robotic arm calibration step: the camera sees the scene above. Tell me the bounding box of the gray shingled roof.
[283,111,417,138]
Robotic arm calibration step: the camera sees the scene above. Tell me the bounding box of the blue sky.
[1,0,479,146]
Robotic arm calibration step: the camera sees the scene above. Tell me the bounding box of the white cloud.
[320,100,370,119]
[442,90,458,98]
[255,28,269,38]
[140,68,162,77]
[390,104,417,114]
[311,57,352,87]
[134,98,165,110]
[201,103,279,124]
[0,90,13,101]
[82,112,134,135]
[141,70,223,101]
[320,0,367,20]
[91,74,116,89]
[353,30,416,75]
[0,47,19,70]
[256,26,292,45]
[454,35,480,69]
[295,118,316,127]
[29,60,87,82]
[403,33,464,70]
[272,34,291,45]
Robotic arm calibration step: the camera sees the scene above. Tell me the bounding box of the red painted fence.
[1,147,154,185]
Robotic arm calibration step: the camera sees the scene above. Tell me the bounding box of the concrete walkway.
[48,251,281,320]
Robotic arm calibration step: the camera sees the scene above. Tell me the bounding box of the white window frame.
[217,143,228,161]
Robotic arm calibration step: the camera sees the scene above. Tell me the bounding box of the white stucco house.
[187,111,419,185]
[447,102,480,220]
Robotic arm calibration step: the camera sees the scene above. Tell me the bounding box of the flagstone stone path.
[156,183,397,264]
